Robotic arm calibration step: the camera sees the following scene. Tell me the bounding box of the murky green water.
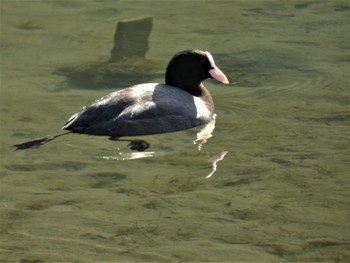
[1,0,349,262]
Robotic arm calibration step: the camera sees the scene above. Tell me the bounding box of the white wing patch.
[125,84,158,118]
[129,101,156,118]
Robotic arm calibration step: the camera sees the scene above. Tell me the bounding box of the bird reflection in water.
[206,150,228,179]
[100,118,228,178]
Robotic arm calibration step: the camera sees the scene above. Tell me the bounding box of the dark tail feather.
[13,132,72,150]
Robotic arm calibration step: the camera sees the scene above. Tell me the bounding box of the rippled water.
[1,1,349,262]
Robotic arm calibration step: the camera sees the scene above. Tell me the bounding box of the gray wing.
[63,84,211,137]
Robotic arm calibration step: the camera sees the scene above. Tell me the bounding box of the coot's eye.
[200,59,206,64]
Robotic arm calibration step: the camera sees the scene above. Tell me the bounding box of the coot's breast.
[63,84,214,137]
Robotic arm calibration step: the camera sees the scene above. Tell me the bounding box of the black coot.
[14,50,229,151]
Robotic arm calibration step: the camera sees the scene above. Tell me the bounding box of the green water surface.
[1,0,349,262]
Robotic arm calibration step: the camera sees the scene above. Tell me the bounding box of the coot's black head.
[165,50,229,96]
